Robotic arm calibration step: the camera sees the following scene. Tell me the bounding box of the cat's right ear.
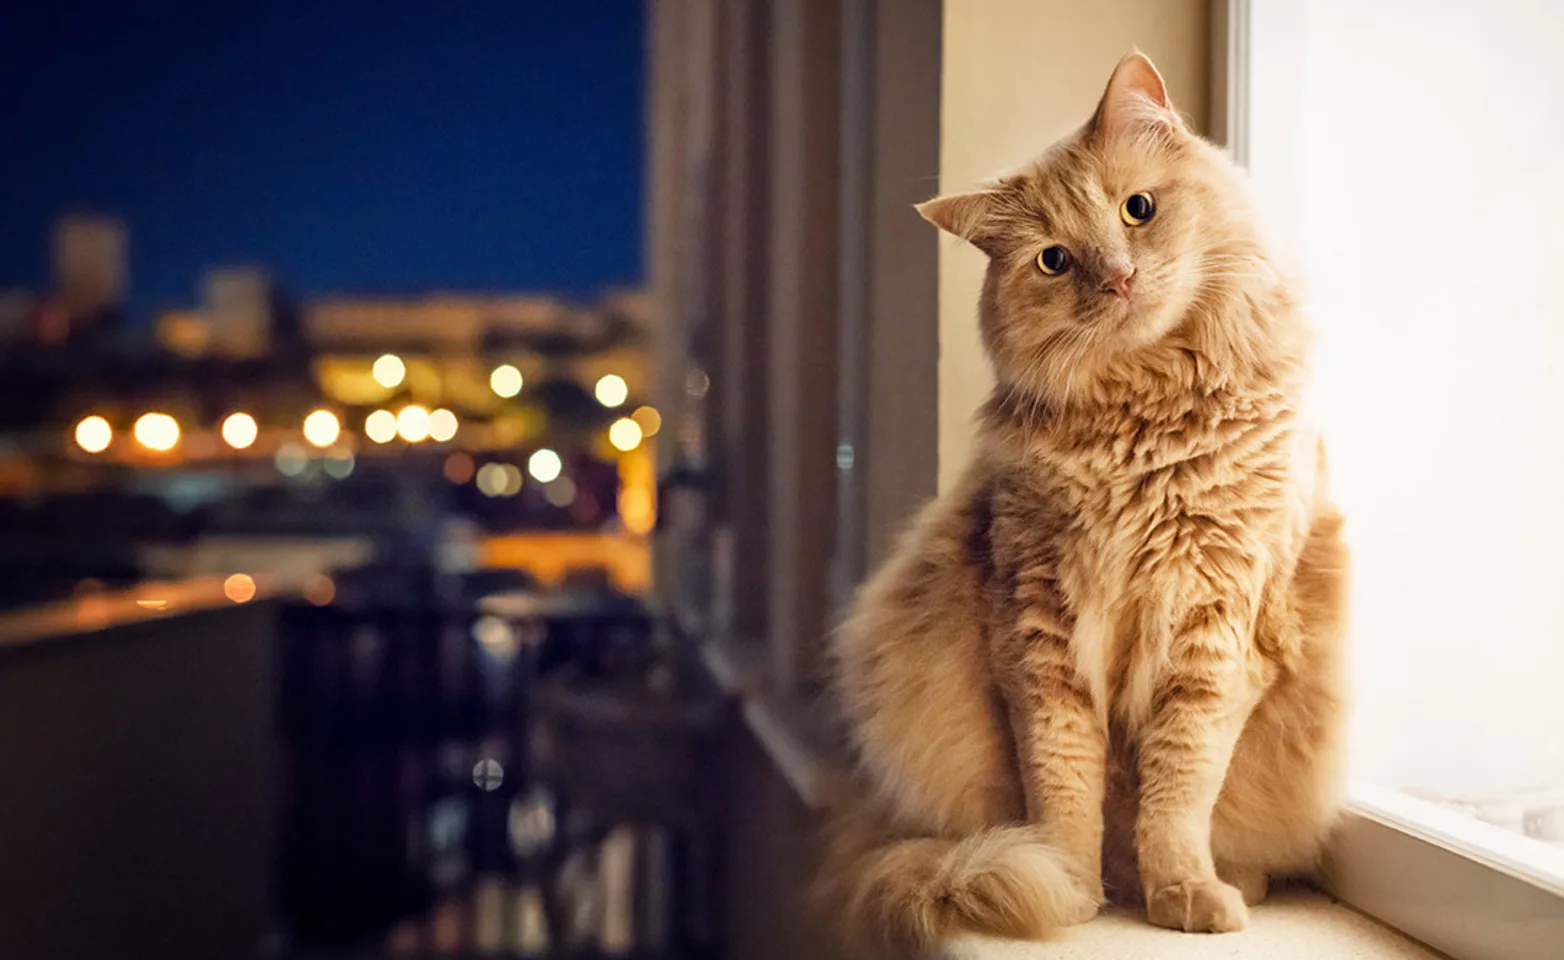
[916,191,1000,253]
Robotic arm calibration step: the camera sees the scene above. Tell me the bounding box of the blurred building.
[201,267,274,358]
[52,214,127,337]
[0,288,35,343]
[306,293,560,354]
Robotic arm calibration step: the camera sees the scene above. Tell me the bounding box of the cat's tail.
[818,799,1096,957]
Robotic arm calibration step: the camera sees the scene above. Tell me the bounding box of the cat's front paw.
[1145,877,1248,933]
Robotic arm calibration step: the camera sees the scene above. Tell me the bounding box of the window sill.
[698,644,1452,960]
[1325,787,1564,960]
[700,639,849,806]
[942,887,1440,960]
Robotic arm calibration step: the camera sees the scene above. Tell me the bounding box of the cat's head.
[921,52,1282,406]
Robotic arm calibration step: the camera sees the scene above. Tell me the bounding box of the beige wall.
[935,0,1211,490]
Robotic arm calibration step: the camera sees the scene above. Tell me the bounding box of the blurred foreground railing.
[274,566,731,960]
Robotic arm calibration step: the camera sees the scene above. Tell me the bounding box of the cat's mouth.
[1102,293,1145,328]
[1103,293,1177,346]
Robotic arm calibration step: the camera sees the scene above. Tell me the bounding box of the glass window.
[1250,0,1564,874]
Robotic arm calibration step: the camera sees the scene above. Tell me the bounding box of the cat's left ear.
[916,190,1000,253]
[1091,50,1180,142]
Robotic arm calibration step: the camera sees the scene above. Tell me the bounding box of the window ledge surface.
[702,639,850,806]
[941,889,1440,960]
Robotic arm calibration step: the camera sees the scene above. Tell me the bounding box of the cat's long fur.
[822,53,1350,957]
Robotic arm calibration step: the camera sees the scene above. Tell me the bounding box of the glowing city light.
[544,476,577,508]
[476,463,502,496]
[490,364,523,398]
[444,451,476,484]
[397,404,431,442]
[630,405,662,438]
[323,450,355,479]
[74,415,112,453]
[221,412,258,450]
[303,574,336,607]
[365,409,397,443]
[619,487,655,535]
[473,758,505,792]
[476,462,523,498]
[224,573,257,603]
[527,448,562,483]
[594,373,629,408]
[472,615,519,658]
[372,353,406,388]
[608,417,643,452]
[429,408,458,442]
[302,409,341,448]
[134,412,180,452]
[275,443,308,477]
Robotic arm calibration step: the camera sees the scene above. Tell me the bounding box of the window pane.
[1283,1,1564,858]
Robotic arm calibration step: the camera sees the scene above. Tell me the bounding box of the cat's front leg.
[1002,625,1108,920]
[1135,603,1259,933]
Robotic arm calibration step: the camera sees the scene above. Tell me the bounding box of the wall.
[935,0,1211,489]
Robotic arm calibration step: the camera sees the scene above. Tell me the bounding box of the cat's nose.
[1100,266,1136,298]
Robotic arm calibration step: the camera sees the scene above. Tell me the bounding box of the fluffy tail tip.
[825,823,1099,957]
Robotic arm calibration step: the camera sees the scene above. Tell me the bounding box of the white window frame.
[1216,3,1564,957]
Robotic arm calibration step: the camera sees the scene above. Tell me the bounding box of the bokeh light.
[490,364,523,398]
[594,373,628,408]
[221,412,258,450]
[630,405,662,438]
[372,353,406,388]
[429,408,458,443]
[527,448,562,483]
[472,615,517,658]
[619,487,655,534]
[133,412,180,452]
[473,758,505,792]
[323,450,356,479]
[74,415,112,453]
[608,417,643,452]
[444,451,476,484]
[303,409,341,448]
[303,574,336,607]
[477,462,523,497]
[365,409,397,443]
[544,476,577,508]
[397,405,431,442]
[224,573,257,603]
[275,443,308,477]
[476,463,503,496]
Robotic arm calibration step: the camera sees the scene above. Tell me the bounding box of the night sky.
[0,1,645,323]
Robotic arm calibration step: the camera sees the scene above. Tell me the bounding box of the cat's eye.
[1036,245,1071,275]
[1120,191,1156,226]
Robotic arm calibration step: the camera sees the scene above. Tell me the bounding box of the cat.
[821,52,1350,957]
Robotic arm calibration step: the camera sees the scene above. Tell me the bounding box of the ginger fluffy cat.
[824,52,1349,956]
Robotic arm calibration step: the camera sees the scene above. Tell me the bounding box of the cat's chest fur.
[995,388,1304,724]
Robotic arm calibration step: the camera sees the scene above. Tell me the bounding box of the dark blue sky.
[0,1,645,323]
